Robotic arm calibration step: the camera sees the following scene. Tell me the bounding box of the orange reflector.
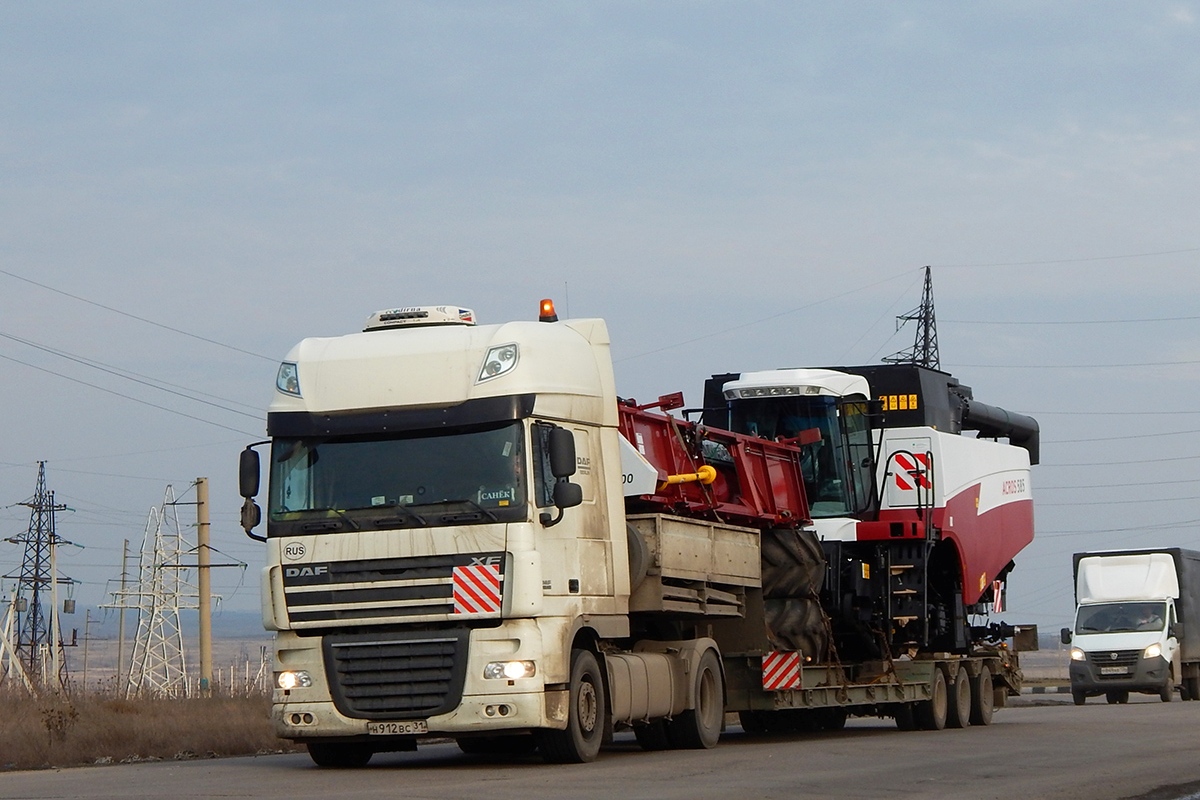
[539,298,558,322]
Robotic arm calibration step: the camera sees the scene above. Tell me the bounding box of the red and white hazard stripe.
[452,564,502,615]
[761,651,802,691]
[893,452,931,490]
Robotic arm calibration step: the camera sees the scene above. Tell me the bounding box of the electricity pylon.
[884,265,941,369]
[2,462,75,691]
[110,485,199,697]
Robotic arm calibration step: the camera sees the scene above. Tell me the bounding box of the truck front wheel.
[539,649,607,763]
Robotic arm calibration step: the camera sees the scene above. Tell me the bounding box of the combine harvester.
[239,274,1040,766]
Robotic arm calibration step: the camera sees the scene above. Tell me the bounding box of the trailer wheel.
[818,707,847,731]
[970,665,995,725]
[539,649,607,763]
[667,649,724,749]
[946,667,971,728]
[914,668,948,730]
[306,742,373,768]
[893,704,917,731]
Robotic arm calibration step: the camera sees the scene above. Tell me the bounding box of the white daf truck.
[239,301,1038,767]
[1062,548,1200,704]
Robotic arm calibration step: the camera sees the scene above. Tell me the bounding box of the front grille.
[1087,649,1141,679]
[324,631,468,719]
[283,553,504,628]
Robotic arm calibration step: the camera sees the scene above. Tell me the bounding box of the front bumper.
[1069,653,1170,695]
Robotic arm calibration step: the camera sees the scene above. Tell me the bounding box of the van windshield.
[267,421,526,535]
[1076,601,1167,634]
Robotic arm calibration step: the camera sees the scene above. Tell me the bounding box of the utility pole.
[197,477,213,695]
[117,539,129,688]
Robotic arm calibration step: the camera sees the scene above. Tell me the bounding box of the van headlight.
[1070,647,1086,661]
[484,660,536,680]
[1143,643,1162,660]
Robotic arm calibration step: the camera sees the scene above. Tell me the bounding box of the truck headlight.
[1143,643,1162,660]
[484,660,536,680]
[477,344,519,383]
[277,670,313,690]
[1070,647,1086,661]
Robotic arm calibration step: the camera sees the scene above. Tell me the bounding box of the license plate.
[1100,666,1128,675]
[368,720,428,736]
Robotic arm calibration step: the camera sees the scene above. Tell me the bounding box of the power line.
[942,315,1200,325]
[0,267,276,362]
[932,246,1200,269]
[0,330,262,419]
[948,359,1200,369]
[1044,428,1200,444]
[0,352,259,437]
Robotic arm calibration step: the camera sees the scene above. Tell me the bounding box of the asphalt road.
[4,696,1200,800]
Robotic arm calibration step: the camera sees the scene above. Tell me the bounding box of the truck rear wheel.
[914,668,948,730]
[946,667,971,728]
[306,742,373,768]
[1185,676,1200,701]
[970,665,995,725]
[539,649,607,763]
[666,649,724,749]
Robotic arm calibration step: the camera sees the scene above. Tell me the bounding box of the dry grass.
[0,688,298,772]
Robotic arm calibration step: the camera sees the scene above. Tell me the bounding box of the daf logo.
[285,565,329,578]
[470,556,502,567]
[284,542,306,560]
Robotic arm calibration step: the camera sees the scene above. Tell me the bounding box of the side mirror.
[241,497,263,535]
[239,447,261,498]
[548,427,577,478]
[554,480,583,510]
[1171,622,1183,640]
[1060,627,1072,645]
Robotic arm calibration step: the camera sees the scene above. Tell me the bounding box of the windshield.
[267,421,526,535]
[729,395,872,518]
[1076,601,1167,634]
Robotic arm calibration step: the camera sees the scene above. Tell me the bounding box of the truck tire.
[893,703,917,731]
[306,742,373,768]
[914,668,948,730]
[1185,676,1200,701]
[539,649,607,763]
[970,665,996,725]
[666,649,724,749]
[946,667,971,728]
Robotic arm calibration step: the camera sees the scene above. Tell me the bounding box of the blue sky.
[1,3,1198,641]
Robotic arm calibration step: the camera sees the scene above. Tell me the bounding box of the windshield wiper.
[410,499,500,524]
[368,505,428,529]
[285,507,361,532]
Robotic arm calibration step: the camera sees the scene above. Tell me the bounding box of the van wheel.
[970,665,996,724]
[1072,689,1086,706]
[666,649,724,749]
[914,668,948,730]
[539,649,607,763]
[1105,690,1129,704]
[1160,682,1174,703]
[946,668,971,728]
